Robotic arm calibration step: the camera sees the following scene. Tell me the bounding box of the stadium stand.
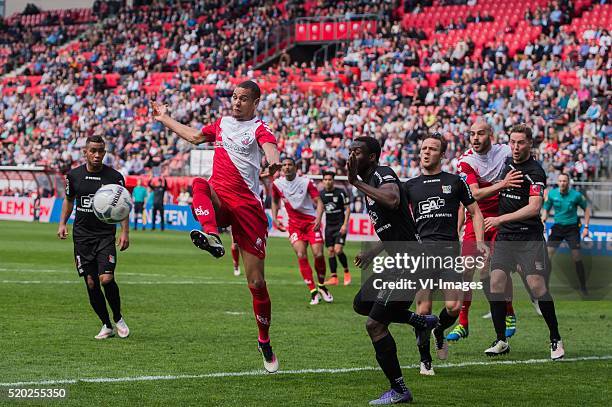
[0,0,609,202]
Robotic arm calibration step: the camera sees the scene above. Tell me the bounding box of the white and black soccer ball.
[92,184,133,224]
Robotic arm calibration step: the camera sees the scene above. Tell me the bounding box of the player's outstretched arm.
[57,198,74,239]
[151,101,204,145]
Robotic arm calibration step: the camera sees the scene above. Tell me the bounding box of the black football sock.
[437,307,458,332]
[372,334,408,393]
[85,278,112,329]
[490,300,507,342]
[102,279,122,323]
[414,329,432,363]
[338,252,348,270]
[328,256,337,276]
[536,292,561,341]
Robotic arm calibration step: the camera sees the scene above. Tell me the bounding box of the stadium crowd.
[0,0,609,202]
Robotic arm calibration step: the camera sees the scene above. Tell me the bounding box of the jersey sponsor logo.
[256,314,270,326]
[368,210,379,225]
[85,176,101,180]
[216,140,250,155]
[194,206,209,217]
[81,194,94,209]
[325,202,336,212]
[240,132,254,146]
[423,178,440,183]
[442,185,452,194]
[418,196,446,214]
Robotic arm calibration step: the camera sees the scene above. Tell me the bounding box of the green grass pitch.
[0,221,610,406]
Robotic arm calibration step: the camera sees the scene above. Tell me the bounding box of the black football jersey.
[365,166,419,242]
[65,164,125,241]
[320,187,349,227]
[403,171,475,241]
[498,157,546,234]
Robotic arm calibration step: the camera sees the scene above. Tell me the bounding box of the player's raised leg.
[190,177,225,258]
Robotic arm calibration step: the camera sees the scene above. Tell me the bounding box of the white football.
[92,184,133,224]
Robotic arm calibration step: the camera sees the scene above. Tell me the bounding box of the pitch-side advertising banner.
[1,197,611,245]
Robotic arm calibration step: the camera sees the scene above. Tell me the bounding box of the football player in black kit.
[320,171,352,286]
[483,124,564,360]
[403,133,488,376]
[57,136,130,340]
[349,136,438,405]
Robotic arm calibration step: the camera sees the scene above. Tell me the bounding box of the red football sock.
[506,301,515,315]
[314,256,326,285]
[191,178,217,235]
[231,244,240,268]
[459,288,472,326]
[249,283,271,342]
[297,257,316,290]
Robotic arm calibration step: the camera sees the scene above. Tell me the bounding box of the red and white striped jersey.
[200,116,276,203]
[457,143,511,219]
[272,176,319,224]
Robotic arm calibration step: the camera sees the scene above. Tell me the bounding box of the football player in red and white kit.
[271,158,333,305]
[152,81,281,373]
[447,119,523,342]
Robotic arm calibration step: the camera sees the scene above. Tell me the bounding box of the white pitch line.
[0,279,305,286]
[1,355,610,387]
